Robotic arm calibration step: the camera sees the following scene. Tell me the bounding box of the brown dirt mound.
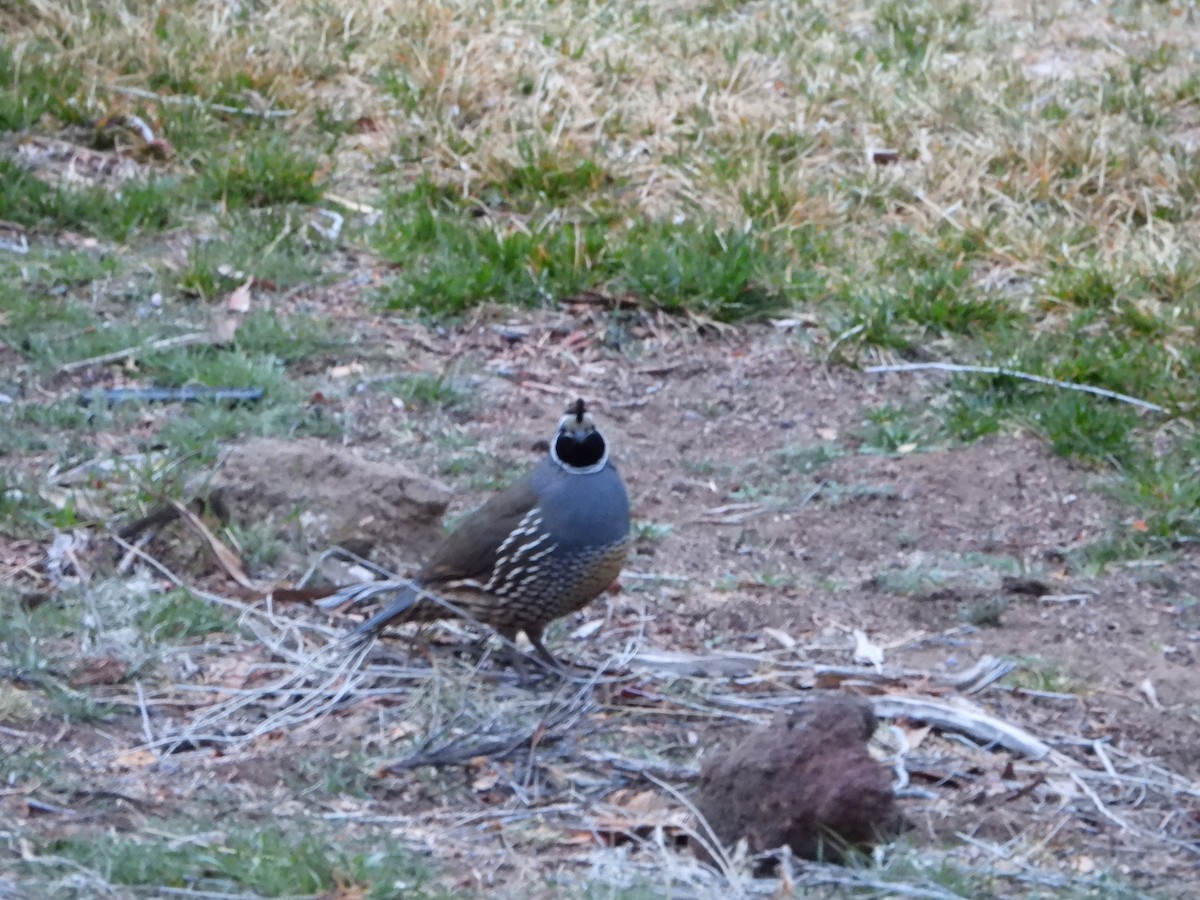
[696,695,902,863]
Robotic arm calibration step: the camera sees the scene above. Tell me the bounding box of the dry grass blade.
[169,500,260,591]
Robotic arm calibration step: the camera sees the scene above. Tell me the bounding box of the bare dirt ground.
[8,299,1200,896]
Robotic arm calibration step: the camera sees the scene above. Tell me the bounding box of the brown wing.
[418,469,539,586]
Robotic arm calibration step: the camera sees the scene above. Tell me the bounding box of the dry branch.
[871,696,1053,760]
[865,363,1168,414]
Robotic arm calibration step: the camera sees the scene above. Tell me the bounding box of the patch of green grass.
[153,389,343,452]
[959,595,1008,627]
[0,43,89,131]
[872,0,975,74]
[1024,393,1139,465]
[9,311,161,372]
[224,514,296,571]
[0,594,120,723]
[373,183,824,320]
[0,398,111,456]
[373,198,608,314]
[1100,63,1165,127]
[383,373,470,410]
[287,751,378,798]
[858,404,932,454]
[0,471,47,535]
[815,480,899,507]
[632,519,673,543]
[1126,452,1200,551]
[0,743,65,790]
[1004,656,1081,694]
[139,589,232,641]
[1049,265,1119,309]
[612,222,794,321]
[775,442,843,474]
[196,133,325,208]
[1085,436,1200,562]
[1,245,120,294]
[482,143,616,211]
[38,820,437,898]
[231,308,337,362]
[136,344,290,390]
[873,551,1022,597]
[838,228,1018,351]
[0,159,182,241]
[440,458,528,496]
[178,211,333,298]
[941,375,1020,442]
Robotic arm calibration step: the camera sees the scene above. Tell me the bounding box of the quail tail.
[349,586,423,639]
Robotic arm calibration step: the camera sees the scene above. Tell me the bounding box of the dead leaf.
[114,749,158,769]
[762,627,796,649]
[329,361,365,379]
[227,277,254,312]
[471,769,500,792]
[1140,678,1163,710]
[590,788,689,846]
[895,722,932,750]
[570,619,603,640]
[852,629,884,672]
[209,314,241,346]
[69,656,128,687]
[208,278,254,345]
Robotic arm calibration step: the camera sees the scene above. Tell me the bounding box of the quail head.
[337,399,631,667]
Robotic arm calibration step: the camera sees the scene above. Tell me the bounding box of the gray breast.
[531,459,631,554]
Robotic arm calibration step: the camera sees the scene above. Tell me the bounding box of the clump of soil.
[208,438,453,561]
[695,695,902,863]
[120,438,454,572]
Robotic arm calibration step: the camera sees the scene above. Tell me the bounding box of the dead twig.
[98,83,295,118]
[871,696,1053,760]
[382,703,585,772]
[57,333,210,374]
[865,363,1167,414]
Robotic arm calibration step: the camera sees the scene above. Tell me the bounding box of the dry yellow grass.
[8,0,1198,253]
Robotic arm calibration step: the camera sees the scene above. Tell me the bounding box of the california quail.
[331,399,631,667]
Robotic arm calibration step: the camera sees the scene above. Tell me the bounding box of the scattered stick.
[99,83,295,118]
[57,333,210,374]
[864,362,1167,414]
[382,704,585,773]
[94,532,1200,889]
[871,696,1053,760]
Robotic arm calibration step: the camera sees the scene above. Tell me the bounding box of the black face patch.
[555,429,606,468]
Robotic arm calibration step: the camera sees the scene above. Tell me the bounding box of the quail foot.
[331,399,632,670]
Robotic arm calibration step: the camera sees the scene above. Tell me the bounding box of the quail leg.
[480,624,542,684]
[525,625,566,672]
